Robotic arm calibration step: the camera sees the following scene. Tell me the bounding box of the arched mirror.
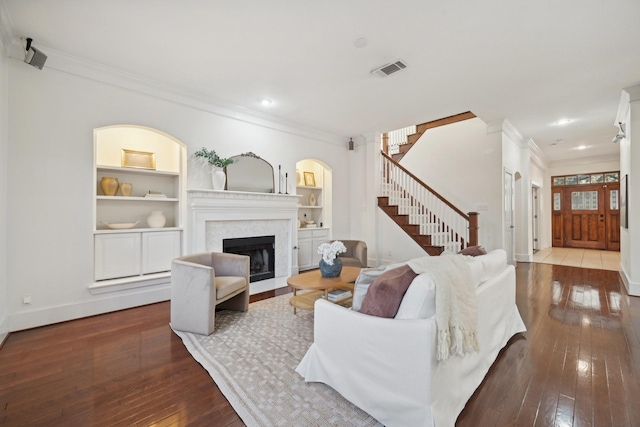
[225,152,275,193]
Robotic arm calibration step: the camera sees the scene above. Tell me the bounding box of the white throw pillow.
[352,262,406,312]
[477,249,507,283]
[394,274,436,319]
[458,255,483,287]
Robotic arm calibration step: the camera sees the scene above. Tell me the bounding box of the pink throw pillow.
[458,246,487,256]
[359,265,418,318]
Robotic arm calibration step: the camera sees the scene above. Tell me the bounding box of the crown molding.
[615,90,630,125]
[487,118,526,147]
[623,84,640,103]
[527,138,548,169]
[9,42,346,146]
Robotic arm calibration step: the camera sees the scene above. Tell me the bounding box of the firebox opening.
[223,235,275,283]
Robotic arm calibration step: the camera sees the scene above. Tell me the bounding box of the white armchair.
[170,252,250,335]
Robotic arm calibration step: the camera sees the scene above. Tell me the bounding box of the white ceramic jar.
[147,210,166,228]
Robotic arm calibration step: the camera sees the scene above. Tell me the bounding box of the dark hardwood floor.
[1,263,639,426]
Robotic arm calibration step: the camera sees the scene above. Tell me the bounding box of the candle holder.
[278,165,282,194]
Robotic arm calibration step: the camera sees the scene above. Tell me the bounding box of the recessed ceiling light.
[576,145,587,150]
[258,98,273,106]
[554,119,572,126]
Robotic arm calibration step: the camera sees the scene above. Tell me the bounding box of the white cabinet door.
[311,229,330,265]
[298,230,313,270]
[95,233,141,280]
[298,228,329,270]
[142,231,182,274]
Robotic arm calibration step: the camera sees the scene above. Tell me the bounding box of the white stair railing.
[386,125,416,155]
[380,153,471,252]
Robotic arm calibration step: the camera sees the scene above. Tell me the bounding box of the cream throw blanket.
[407,255,479,361]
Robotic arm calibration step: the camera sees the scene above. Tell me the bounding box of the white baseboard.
[619,265,640,297]
[516,252,533,262]
[0,314,8,348]
[8,285,170,333]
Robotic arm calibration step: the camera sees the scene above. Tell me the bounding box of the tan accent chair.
[331,240,367,268]
[171,252,250,335]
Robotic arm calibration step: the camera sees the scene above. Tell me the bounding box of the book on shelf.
[144,192,167,198]
[322,289,352,302]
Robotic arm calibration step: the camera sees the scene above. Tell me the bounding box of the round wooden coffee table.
[287,266,361,314]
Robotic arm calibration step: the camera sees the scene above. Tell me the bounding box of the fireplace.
[223,235,275,282]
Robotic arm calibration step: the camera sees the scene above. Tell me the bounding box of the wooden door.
[552,188,564,247]
[563,185,606,249]
[605,183,620,251]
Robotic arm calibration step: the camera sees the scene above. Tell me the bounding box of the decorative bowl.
[304,220,315,225]
[101,221,140,230]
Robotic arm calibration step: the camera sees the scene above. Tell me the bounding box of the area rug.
[172,294,382,427]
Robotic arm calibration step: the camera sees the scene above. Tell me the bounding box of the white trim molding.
[6,41,346,146]
[8,285,170,333]
[487,118,525,147]
[187,190,302,293]
[619,264,640,297]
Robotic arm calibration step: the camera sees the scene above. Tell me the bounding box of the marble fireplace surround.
[186,189,301,294]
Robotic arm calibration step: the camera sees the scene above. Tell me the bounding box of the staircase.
[384,111,476,162]
[378,152,478,255]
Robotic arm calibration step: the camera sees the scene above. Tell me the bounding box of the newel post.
[468,212,479,247]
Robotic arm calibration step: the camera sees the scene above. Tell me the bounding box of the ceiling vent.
[371,60,408,78]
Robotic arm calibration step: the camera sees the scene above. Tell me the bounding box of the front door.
[563,185,606,249]
[604,183,620,251]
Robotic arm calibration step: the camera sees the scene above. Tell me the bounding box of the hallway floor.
[531,247,620,271]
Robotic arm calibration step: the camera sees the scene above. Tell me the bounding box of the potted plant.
[194,147,236,190]
[317,240,347,277]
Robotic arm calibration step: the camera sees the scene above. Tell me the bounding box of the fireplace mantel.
[186,189,302,293]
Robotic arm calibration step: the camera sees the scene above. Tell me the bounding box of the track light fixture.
[24,37,47,70]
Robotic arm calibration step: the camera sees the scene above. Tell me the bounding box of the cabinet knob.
[293,246,298,250]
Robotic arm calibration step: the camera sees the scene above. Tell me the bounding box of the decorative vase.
[319,258,343,278]
[100,177,119,196]
[147,210,166,228]
[119,182,133,197]
[211,167,226,190]
[296,169,303,186]
[309,193,316,206]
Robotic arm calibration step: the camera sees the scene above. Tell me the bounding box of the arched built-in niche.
[296,158,333,270]
[92,125,186,290]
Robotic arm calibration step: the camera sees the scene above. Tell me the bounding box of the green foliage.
[194,147,236,168]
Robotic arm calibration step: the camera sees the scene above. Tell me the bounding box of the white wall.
[500,124,532,262]
[398,118,503,252]
[548,154,620,177]
[530,157,551,250]
[6,57,350,331]
[0,38,9,342]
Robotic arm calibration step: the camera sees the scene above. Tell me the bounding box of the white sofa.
[296,249,526,427]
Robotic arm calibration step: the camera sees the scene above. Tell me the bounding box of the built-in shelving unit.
[91,125,186,291]
[296,160,332,271]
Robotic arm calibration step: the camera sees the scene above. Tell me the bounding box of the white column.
[619,85,640,295]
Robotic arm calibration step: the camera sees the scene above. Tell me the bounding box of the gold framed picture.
[121,149,156,170]
[303,171,316,187]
